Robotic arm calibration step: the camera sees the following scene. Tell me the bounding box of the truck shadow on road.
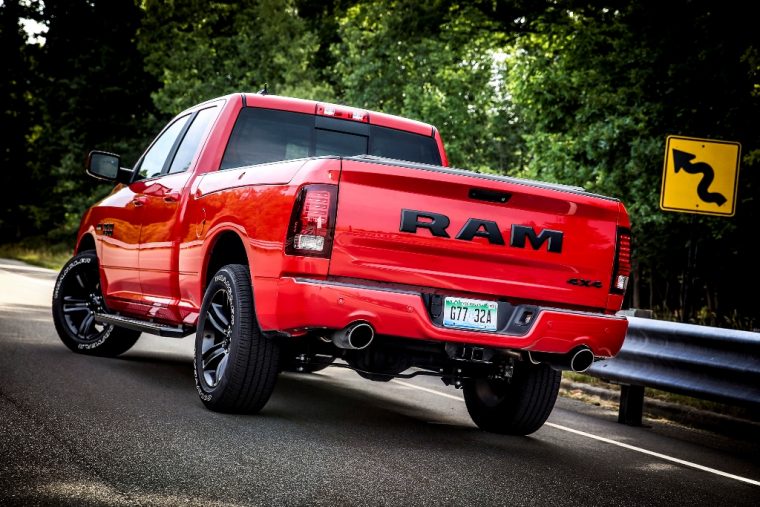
[108,351,561,452]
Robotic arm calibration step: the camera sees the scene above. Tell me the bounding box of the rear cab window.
[221,107,441,170]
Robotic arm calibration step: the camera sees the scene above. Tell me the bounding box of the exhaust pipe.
[332,322,375,350]
[528,347,595,373]
[568,348,594,372]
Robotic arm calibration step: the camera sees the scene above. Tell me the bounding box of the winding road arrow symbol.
[672,149,727,206]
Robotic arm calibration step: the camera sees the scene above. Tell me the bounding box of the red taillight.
[611,227,632,293]
[286,184,338,258]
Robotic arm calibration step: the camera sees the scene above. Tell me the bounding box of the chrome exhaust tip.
[527,347,595,372]
[569,348,594,372]
[332,322,375,350]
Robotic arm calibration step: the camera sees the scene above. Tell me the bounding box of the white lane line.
[391,379,760,487]
[544,423,760,487]
[392,380,464,401]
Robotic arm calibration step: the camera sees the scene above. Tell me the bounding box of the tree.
[503,1,759,326]
[332,0,520,171]
[139,0,332,117]
[0,0,38,239]
[22,0,157,239]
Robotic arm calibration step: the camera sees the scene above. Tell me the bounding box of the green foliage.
[140,0,333,116]
[16,0,157,240]
[0,239,72,270]
[0,0,39,239]
[502,2,759,326]
[332,1,519,171]
[506,15,662,198]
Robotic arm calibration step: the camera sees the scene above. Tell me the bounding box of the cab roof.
[238,93,436,137]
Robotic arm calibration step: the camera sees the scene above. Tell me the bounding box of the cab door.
[137,105,220,319]
[99,113,191,311]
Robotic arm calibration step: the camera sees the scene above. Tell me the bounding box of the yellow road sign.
[660,136,741,217]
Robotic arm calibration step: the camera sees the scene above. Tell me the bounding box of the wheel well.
[205,231,249,289]
[77,234,96,254]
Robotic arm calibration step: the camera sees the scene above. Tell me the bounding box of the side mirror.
[86,151,132,184]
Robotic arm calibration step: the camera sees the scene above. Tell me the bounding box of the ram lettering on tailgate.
[399,208,564,253]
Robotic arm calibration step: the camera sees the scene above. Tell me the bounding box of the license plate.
[443,297,498,331]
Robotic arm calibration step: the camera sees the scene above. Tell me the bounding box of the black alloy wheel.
[199,287,234,388]
[52,251,141,356]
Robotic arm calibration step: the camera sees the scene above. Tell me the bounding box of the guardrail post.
[618,384,645,426]
[616,309,651,426]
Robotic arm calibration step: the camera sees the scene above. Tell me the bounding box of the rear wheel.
[463,362,561,435]
[194,264,280,413]
[52,251,141,357]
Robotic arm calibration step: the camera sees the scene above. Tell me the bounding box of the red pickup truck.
[52,93,631,435]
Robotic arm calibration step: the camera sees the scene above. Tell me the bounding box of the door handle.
[163,191,181,203]
[132,195,147,207]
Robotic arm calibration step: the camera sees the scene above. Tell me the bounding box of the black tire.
[52,251,141,357]
[194,264,280,413]
[463,362,561,436]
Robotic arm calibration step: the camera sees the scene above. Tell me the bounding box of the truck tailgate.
[329,158,623,310]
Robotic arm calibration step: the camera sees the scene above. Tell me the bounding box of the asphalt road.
[1,258,759,506]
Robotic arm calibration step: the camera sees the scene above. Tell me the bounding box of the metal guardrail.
[586,315,760,425]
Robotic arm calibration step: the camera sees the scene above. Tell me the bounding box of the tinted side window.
[168,106,219,174]
[221,108,312,170]
[370,125,441,165]
[137,115,190,180]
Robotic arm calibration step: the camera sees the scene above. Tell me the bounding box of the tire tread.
[195,264,279,414]
[464,362,561,435]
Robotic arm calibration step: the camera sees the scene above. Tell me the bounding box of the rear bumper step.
[94,313,194,338]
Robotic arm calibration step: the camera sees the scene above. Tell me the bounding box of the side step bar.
[94,313,194,338]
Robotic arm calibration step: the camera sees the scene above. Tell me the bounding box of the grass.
[0,241,72,271]
[563,371,757,420]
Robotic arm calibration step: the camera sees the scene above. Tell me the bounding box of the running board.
[94,313,193,338]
